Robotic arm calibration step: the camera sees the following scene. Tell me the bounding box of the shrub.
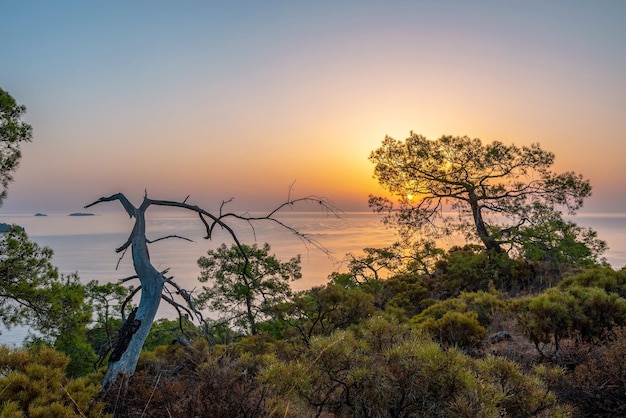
[411,290,507,349]
[517,285,626,356]
[516,288,578,355]
[558,266,626,296]
[260,317,570,417]
[434,245,532,295]
[378,272,431,318]
[558,328,626,416]
[277,281,375,345]
[101,339,268,417]
[0,345,107,417]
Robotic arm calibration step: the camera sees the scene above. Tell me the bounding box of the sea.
[1,210,625,345]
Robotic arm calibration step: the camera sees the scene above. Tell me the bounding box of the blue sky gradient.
[2,1,625,213]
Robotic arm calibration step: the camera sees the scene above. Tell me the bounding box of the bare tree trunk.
[469,197,502,253]
[100,201,164,388]
[85,190,339,389]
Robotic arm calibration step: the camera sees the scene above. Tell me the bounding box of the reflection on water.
[12,212,397,288]
[2,211,625,287]
[0,212,398,335]
[1,210,625,345]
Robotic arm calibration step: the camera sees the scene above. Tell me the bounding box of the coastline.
[1,211,625,346]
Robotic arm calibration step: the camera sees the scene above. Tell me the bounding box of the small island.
[68,212,95,217]
[34,213,48,216]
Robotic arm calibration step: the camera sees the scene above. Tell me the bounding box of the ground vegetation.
[2,125,624,416]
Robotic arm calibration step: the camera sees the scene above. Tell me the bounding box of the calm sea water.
[2,210,397,290]
[1,210,625,345]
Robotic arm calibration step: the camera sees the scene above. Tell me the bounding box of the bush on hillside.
[0,345,107,417]
[260,317,570,417]
[411,290,507,349]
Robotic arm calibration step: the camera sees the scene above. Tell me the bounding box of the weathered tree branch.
[85,190,339,388]
[147,234,194,245]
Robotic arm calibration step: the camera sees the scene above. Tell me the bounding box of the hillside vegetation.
[2,93,624,416]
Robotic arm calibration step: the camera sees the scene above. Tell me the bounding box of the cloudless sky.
[1,1,625,213]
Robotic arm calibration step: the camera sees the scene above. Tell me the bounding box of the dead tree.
[85,191,338,388]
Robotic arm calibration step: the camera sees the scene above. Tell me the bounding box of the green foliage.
[517,209,607,279]
[47,279,96,378]
[369,134,601,263]
[412,290,507,348]
[260,317,568,417]
[478,356,566,416]
[378,271,431,319]
[434,244,548,294]
[517,288,576,353]
[0,88,32,206]
[567,286,626,342]
[345,245,402,282]
[558,265,626,296]
[0,88,99,378]
[435,244,497,294]
[85,280,135,330]
[415,310,486,349]
[0,345,108,417]
[345,240,445,284]
[142,317,200,351]
[51,325,98,378]
[196,242,301,335]
[277,279,375,345]
[517,282,626,355]
[83,280,136,367]
[0,226,97,376]
[0,226,59,329]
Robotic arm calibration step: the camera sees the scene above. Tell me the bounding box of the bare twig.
[116,247,129,270]
[147,234,194,244]
[163,277,203,322]
[120,286,140,322]
[140,373,161,418]
[86,190,341,387]
[161,293,194,323]
[119,275,140,283]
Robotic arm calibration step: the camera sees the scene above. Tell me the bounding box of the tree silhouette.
[369,134,598,259]
[0,88,32,206]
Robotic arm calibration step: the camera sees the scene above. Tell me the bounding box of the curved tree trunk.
[85,190,339,389]
[470,199,502,253]
[102,204,164,388]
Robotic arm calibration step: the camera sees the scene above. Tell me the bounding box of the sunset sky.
[2,1,625,214]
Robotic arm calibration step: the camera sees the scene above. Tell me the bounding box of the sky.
[1,1,625,214]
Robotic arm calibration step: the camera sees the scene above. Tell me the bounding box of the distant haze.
[1,1,625,214]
